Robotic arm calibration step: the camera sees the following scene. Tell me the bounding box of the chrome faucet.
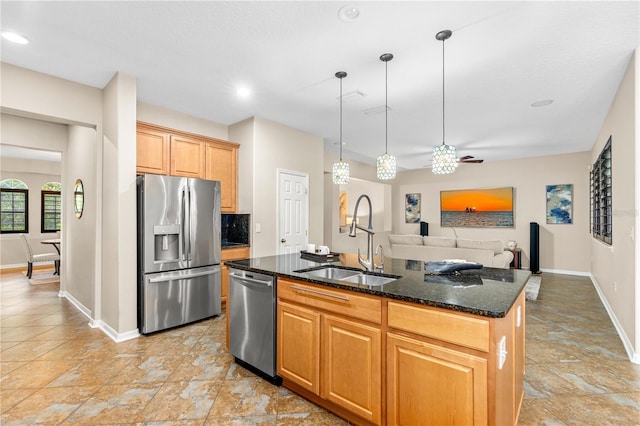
[375,244,384,271]
[348,194,375,272]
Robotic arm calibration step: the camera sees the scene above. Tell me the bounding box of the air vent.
[363,105,390,115]
[338,90,367,102]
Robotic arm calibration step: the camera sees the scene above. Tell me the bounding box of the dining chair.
[19,234,60,278]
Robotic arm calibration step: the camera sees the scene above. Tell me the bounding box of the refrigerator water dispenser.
[153,224,180,263]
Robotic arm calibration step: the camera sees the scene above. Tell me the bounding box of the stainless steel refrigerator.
[137,174,221,334]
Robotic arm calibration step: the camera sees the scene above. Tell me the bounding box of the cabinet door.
[322,314,381,424]
[137,126,170,175]
[387,333,488,426]
[170,135,205,178]
[205,142,238,213]
[277,301,320,395]
[514,293,525,419]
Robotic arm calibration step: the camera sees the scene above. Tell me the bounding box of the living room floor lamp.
[432,29,458,175]
[332,71,350,184]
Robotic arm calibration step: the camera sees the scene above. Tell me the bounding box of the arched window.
[41,182,62,233]
[0,179,29,233]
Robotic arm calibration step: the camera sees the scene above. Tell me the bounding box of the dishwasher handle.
[148,267,219,283]
[230,272,273,287]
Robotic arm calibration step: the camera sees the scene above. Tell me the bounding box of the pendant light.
[432,29,458,175]
[377,53,396,180]
[332,71,350,184]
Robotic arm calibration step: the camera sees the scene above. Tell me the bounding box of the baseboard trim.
[539,268,591,277]
[588,274,640,364]
[1,264,53,275]
[59,290,140,343]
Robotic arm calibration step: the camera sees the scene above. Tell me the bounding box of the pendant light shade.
[377,53,396,180]
[432,29,458,175]
[333,71,350,184]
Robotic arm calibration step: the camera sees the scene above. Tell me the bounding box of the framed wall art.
[440,187,514,227]
[405,193,421,223]
[546,184,573,224]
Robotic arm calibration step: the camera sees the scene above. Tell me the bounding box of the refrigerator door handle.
[148,266,220,283]
[186,185,191,262]
[181,186,188,262]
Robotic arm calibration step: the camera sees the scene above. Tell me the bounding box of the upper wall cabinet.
[170,134,206,178]
[137,122,239,213]
[205,142,238,212]
[136,124,170,175]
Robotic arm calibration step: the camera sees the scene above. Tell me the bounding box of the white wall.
[0,164,62,265]
[232,117,324,257]
[323,155,392,256]
[391,152,591,273]
[101,72,138,335]
[590,51,637,360]
[64,125,97,310]
[137,102,228,140]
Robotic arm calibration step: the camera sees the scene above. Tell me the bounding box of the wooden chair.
[20,234,60,278]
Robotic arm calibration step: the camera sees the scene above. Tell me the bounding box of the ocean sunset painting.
[441,187,514,227]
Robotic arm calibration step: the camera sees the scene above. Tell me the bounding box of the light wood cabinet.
[136,121,239,212]
[322,313,381,423]
[277,278,383,425]
[170,134,206,178]
[278,300,321,394]
[136,124,170,175]
[205,141,238,213]
[387,333,488,425]
[276,279,525,426]
[221,246,250,349]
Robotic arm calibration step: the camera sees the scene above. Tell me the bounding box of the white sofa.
[388,235,514,269]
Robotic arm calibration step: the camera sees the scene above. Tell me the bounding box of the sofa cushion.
[423,236,456,248]
[389,234,424,245]
[456,239,504,255]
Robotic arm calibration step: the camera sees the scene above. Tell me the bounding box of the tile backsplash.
[221,214,250,247]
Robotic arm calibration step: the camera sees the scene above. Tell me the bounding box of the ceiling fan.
[458,155,484,164]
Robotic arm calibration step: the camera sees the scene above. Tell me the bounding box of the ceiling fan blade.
[457,155,484,163]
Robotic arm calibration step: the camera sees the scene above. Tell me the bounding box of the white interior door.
[277,169,308,255]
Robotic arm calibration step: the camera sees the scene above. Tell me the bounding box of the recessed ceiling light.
[236,87,251,98]
[1,31,29,45]
[338,5,360,22]
[531,99,553,108]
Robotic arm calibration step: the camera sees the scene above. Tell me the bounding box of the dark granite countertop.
[225,253,530,318]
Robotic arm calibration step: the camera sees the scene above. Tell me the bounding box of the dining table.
[41,238,61,275]
[41,238,61,254]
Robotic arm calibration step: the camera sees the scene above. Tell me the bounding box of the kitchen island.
[225,253,529,426]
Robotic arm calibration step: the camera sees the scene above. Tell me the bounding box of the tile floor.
[1,270,638,425]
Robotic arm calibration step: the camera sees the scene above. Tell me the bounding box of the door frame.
[276,168,309,255]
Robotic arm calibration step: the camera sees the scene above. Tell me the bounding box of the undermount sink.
[295,266,360,280]
[294,265,400,287]
[340,273,399,287]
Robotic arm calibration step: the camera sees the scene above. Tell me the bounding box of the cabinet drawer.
[278,278,382,325]
[388,301,490,352]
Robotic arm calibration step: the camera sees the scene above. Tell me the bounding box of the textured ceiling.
[1,1,638,170]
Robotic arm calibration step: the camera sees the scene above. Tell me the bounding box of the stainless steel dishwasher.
[228,268,280,383]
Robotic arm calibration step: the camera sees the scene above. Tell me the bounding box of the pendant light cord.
[385,59,389,154]
[339,76,343,161]
[442,36,446,146]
